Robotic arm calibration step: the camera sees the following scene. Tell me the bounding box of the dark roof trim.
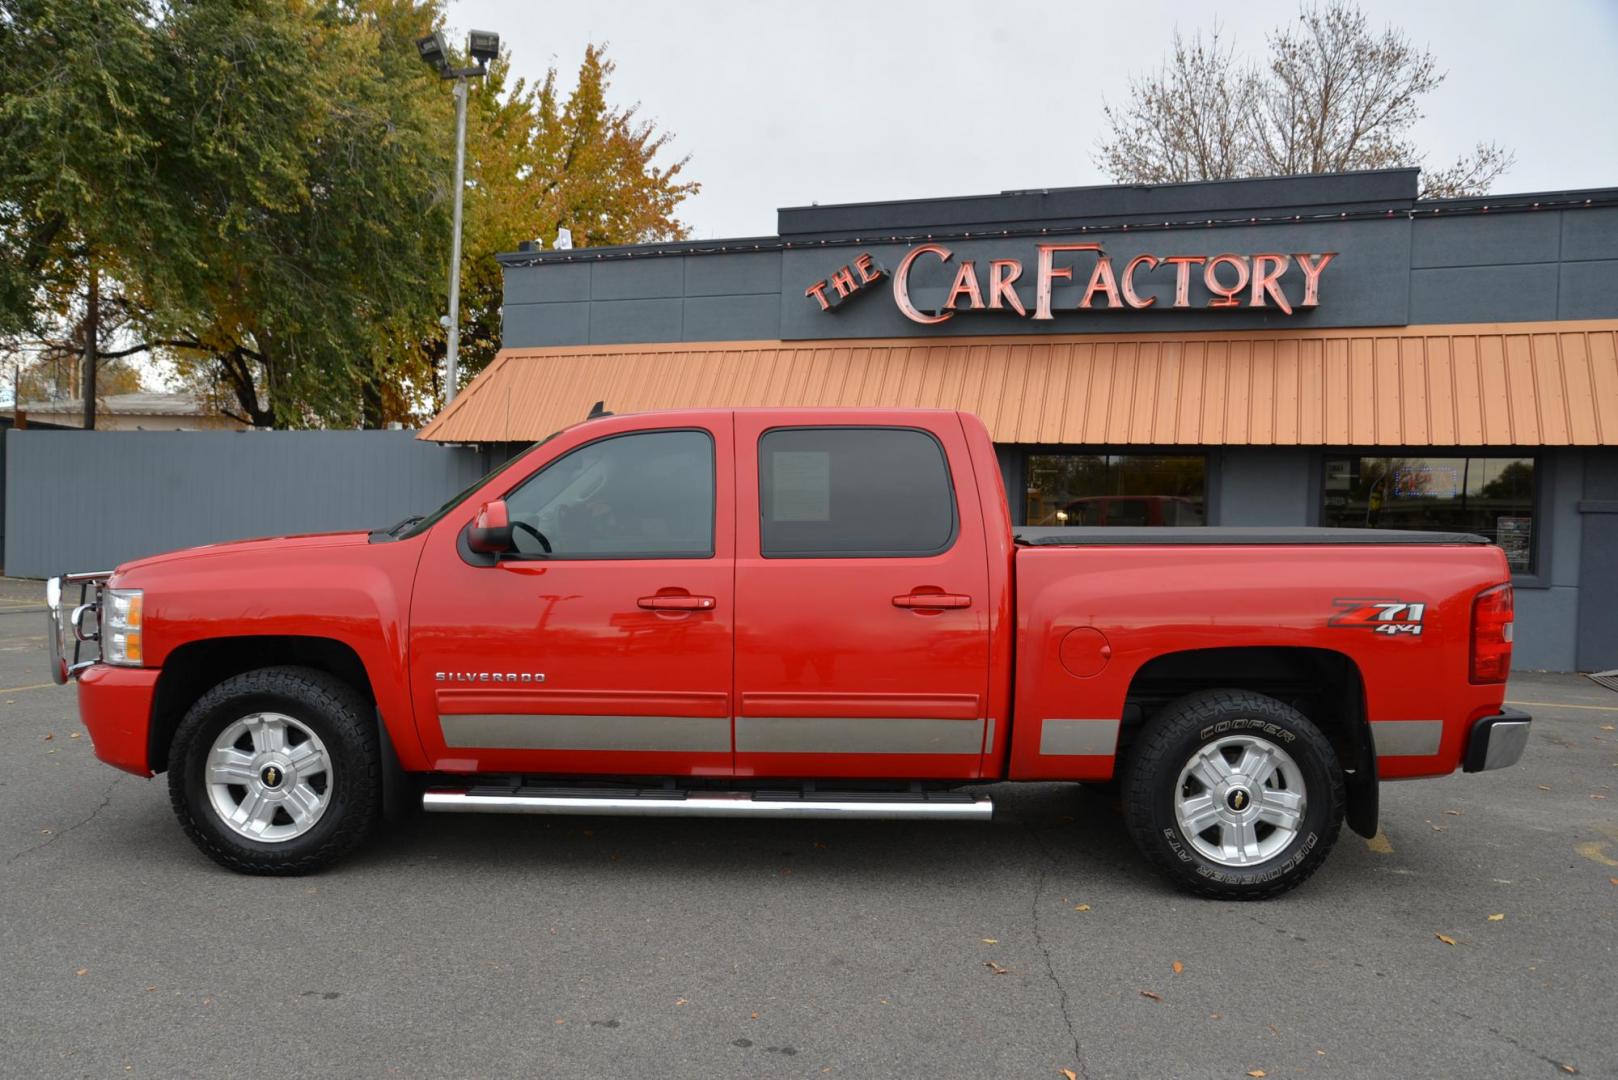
[496,171,1618,267]
[1016,526,1490,546]
[779,168,1419,237]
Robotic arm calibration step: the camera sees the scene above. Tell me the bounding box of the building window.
[1024,454,1207,527]
[1320,455,1536,572]
[759,427,958,557]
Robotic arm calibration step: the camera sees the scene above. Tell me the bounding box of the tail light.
[1470,583,1514,683]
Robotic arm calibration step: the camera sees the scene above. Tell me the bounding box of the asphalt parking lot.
[2,576,1615,1079]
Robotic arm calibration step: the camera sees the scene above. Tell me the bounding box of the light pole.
[417,29,500,406]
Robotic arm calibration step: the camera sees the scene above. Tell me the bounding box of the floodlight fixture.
[468,30,500,65]
[415,31,449,75]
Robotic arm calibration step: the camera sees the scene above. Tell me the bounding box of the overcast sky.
[448,0,1618,240]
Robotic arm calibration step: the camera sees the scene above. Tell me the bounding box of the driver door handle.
[637,595,717,611]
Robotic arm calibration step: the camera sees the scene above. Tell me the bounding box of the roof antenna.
[586,400,612,419]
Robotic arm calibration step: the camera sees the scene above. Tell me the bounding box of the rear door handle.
[892,593,972,610]
[638,595,717,611]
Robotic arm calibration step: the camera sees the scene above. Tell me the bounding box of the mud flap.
[1344,746,1379,839]
[376,710,412,825]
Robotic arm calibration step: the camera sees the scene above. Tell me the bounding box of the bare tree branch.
[1095,0,1512,197]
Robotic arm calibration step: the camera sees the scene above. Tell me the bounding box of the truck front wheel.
[167,667,381,874]
[1121,689,1344,900]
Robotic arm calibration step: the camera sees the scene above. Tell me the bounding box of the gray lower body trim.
[1370,719,1444,757]
[439,713,729,752]
[1039,718,1122,756]
[735,716,983,755]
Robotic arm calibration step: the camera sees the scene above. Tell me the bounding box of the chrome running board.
[422,786,993,821]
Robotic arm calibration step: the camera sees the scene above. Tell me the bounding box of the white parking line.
[1506,699,1618,713]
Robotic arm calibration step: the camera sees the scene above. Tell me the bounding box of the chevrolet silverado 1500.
[47,408,1530,898]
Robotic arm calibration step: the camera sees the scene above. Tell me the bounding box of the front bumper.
[77,664,160,776]
[1462,707,1532,772]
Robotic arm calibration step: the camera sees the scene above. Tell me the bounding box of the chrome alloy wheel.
[204,712,332,843]
[1174,733,1307,867]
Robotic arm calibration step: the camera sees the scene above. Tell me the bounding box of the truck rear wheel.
[1121,689,1344,900]
[167,667,380,874]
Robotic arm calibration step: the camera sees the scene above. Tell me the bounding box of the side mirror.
[466,499,515,555]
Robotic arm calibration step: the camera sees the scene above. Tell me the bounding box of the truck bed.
[1014,526,1490,546]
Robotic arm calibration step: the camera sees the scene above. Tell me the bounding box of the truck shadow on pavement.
[343,782,1194,894]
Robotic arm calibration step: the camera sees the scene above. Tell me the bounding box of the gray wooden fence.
[3,429,490,578]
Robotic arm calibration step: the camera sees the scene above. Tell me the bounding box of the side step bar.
[422,786,993,821]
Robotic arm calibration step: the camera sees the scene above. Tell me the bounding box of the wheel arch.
[149,636,376,774]
[1122,645,1378,839]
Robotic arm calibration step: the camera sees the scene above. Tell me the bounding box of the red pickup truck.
[47,407,1529,899]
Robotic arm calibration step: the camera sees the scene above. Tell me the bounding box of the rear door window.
[758,427,957,558]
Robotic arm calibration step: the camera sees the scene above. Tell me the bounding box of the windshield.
[393,437,556,540]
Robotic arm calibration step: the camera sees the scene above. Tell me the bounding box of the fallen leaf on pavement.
[1061,1070,1079,1080]
[1139,990,1162,1002]
[750,1012,759,1020]
[1600,724,1615,732]
[1436,933,1458,946]
[1172,961,1184,974]
[1610,877,1618,886]
[1488,913,1505,921]
[674,998,688,1006]
[69,732,81,739]
[1074,904,1091,912]
[1267,1024,1280,1036]
[75,969,87,976]
[985,961,1011,975]
[982,938,999,944]
[1209,1012,1222,1020]
[1560,1065,1578,1075]
[43,734,53,741]
[1445,809,1463,816]
[1538,785,1552,791]
[1591,794,1608,801]
[145,986,156,992]
[1247,1071,1266,1078]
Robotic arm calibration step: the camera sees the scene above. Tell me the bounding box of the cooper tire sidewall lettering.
[1200,718,1295,743]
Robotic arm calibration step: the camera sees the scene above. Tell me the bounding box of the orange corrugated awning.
[419,319,1618,446]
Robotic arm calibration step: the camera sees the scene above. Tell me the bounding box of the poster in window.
[1392,464,1460,499]
[1496,516,1532,571]
[771,451,831,521]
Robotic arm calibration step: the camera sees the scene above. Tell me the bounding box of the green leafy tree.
[143,0,454,428]
[0,0,174,419]
[3,2,698,428]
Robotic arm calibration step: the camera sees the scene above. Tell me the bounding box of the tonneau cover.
[1015,526,1490,547]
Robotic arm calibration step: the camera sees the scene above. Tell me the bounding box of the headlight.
[102,588,144,666]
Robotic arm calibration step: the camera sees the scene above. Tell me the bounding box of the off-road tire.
[1121,689,1344,900]
[168,666,380,874]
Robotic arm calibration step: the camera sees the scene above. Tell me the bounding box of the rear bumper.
[77,664,160,777]
[1462,707,1532,773]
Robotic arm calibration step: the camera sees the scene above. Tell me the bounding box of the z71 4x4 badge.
[1328,598,1426,636]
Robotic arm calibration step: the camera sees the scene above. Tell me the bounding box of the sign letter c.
[894,244,954,325]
